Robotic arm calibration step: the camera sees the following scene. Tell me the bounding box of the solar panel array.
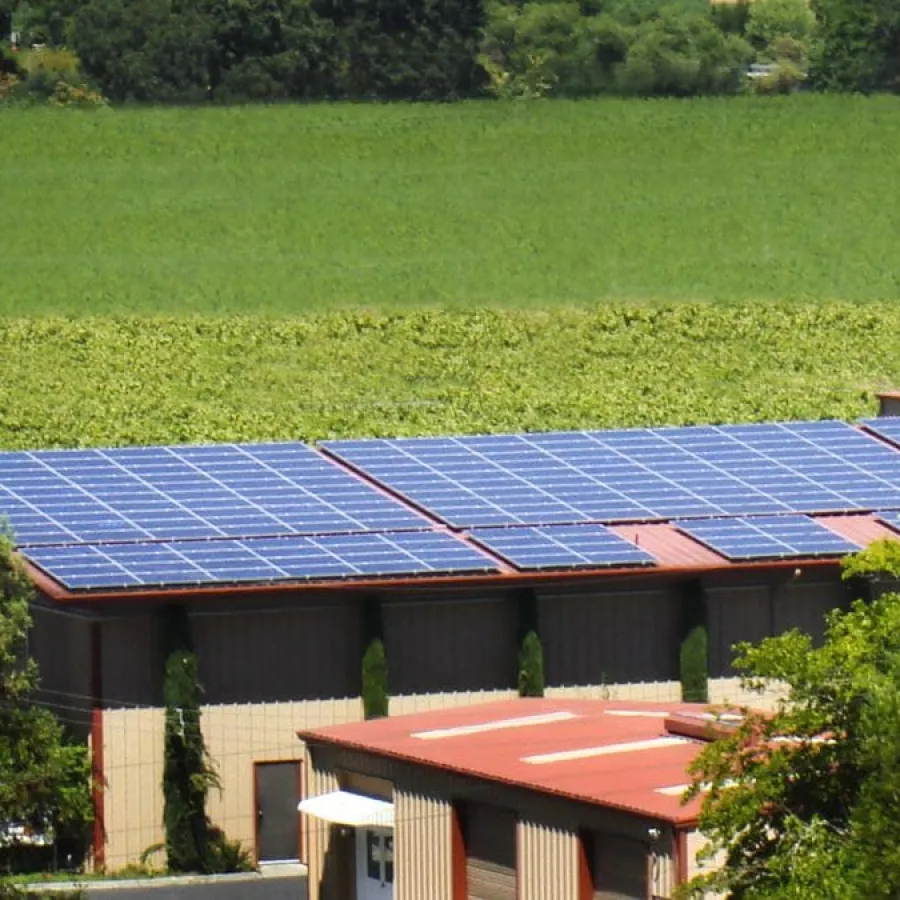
[0,443,428,547]
[324,420,900,527]
[24,531,497,591]
[3,419,899,593]
[468,525,655,570]
[675,515,860,562]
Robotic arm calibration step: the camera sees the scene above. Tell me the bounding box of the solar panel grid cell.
[675,515,860,562]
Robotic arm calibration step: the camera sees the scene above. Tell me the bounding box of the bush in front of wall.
[362,637,389,720]
[679,579,709,703]
[518,630,545,698]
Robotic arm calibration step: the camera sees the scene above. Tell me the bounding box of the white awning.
[297,790,394,828]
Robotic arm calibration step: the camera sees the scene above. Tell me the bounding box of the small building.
[299,697,740,900]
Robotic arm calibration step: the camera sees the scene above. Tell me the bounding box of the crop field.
[2,306,899,450]
[3,95,899,316]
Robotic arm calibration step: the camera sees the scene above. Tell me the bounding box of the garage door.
[592,833,648,900]
[465,803,517,900]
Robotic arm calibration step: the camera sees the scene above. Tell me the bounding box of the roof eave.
[21,554,841,605]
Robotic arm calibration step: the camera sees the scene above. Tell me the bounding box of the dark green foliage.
[709,0,750,35]
[161,604,220,874]
[678,579,708,703]
[0,535,93,876]
[518,630,545,697]
[361,638,389,720]
[481,0,753,97]
[515,588,544,697]
[810,0,900,92]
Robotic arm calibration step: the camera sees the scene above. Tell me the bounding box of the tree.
[682,541,900,899]
[0,533,92,871]
[809,0,900,92]
[161,604,220,874]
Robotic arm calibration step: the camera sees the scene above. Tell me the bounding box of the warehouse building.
[4,414,900,869]
[299,696,740,900]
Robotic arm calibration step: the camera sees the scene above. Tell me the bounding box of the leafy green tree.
[809,0,900,92]
[161,604,220,874]
[0,534,92,871]
[683,541,900,899]
[616,7,753,96]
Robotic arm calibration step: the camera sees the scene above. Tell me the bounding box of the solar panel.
[675,515,860,562]
[22,531,498,591]
[861,417,900,449]
[876,511,900,532]
[324,421,900,528]
[0,443,429,547]
[467,524,655,570]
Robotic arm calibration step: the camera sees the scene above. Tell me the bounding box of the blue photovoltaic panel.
[675,515,860,562]
[861,418,900,450]
[0,443,429,547]
[22,531,498,591]
[324,421,900,528]
[467,524,655,570]
[877,511,900,532]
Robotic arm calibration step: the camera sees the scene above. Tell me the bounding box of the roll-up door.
[465,803,517,900]
[592,833,648,900]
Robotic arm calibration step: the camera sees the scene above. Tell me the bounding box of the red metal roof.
[300,698,742,826]
[608,523,727,569]
[817,513,900,547]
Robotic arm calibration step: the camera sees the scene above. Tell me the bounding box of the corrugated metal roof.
[301,698,742,826]
[608,523,727,569]
[816,513,900,547]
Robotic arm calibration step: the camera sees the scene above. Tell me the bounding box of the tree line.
[0,0,897,104]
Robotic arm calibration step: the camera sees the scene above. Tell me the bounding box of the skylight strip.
[411,710,578,740]
[522,736,688,765]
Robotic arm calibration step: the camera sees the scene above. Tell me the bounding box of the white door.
[356,827,394,899]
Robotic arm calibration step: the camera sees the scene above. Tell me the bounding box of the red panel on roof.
[816,514,900,547]
[300,698,745,825]
[608,523,727,569]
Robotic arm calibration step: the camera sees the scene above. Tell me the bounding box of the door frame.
[253,758,304,864]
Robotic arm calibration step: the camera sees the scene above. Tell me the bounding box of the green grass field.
[3,95,899,315]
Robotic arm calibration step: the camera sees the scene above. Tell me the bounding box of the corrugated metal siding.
[539,588,678,687]
[102,614,161,706]
[774,581,845,645]
[685,830,726,900]
[391,689,518,715]
[519,819,578,900]
[306,755,340,900]
[395,787,452,900]
[193,603,360,704]
[546,682,681,703]
[102,707,165,869]
[29,607,92,736]
[205,698,363,855]
[384,597,517,695]
[707,585,771,677]
[100,698,363,870]
[651,834,676,899]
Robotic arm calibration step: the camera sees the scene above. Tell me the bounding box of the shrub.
[518,630,545,698]
[679,580,708,703]
[745,0,817,50]
[361,638,389,720]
